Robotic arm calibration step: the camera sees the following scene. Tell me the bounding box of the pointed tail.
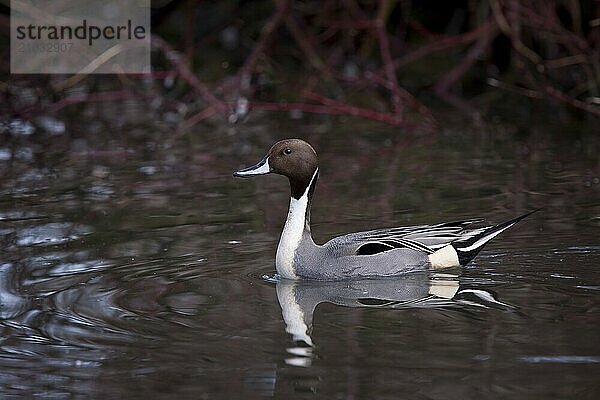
[452,209,540,266]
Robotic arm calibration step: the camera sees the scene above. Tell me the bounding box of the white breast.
[275,169,318,279]
[276,195,306,279]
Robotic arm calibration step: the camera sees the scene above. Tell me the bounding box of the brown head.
[234,139,319,199]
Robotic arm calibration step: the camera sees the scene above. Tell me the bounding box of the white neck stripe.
[275,168,318,279]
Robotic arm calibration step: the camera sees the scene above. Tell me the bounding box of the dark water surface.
[1,113,599,399]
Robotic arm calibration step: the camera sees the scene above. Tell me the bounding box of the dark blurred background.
[0,0,598,133]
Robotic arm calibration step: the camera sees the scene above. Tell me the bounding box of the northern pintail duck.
[234,139,536,280]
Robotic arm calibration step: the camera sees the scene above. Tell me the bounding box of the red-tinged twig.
[487,77,544,99]
[184,0,197,69]
[181,106,219,130]
[490,0,542,67]
[432,19,498,118]
[302,91,434,130]
[285,14,333,78]
[236,0,289,93]
[436,91,481,120]
[356,72,435,121]
[516,3,589,50]
[151,35,230,118]
[342,0,370,20]
[301,91,344,107]
[45,90,139,114]
[169,106,219,144]
[374,0,403,117]
[180,98,424,131]
[392,18,497,70]
[512,2,597,92]
[283,12,338,96]
[317,0,420,120]
[407,19,441,40]
[545,86,600,116]
[435,21,499,94]
[322,19,373,31]
[249,100,431,130]
[545,54,589,69]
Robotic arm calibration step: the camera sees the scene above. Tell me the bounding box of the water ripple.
[16,223,92,246]
[517,355,600,364]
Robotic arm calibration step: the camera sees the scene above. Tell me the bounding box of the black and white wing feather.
[325,219,487,256]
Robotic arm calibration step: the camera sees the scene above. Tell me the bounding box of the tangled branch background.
[1,0,598,131]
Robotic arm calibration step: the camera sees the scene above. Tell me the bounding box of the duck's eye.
[284,148,292,155]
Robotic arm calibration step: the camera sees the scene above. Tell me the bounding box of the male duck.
[234,139,535,280]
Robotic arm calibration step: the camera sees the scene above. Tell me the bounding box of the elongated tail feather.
[451,209,540,265]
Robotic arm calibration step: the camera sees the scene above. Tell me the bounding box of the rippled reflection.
[274,272,517,366]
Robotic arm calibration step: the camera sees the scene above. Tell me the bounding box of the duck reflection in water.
[269,272,517,367]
